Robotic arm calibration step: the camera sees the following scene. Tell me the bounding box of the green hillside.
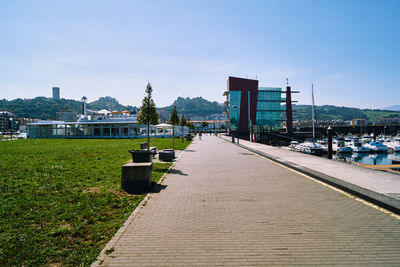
[292,105,400,123]
[159,97,225,116]
[362,109,400,122]
[0,97,137,120]
[89,96,136,111]
[1,95,399,123]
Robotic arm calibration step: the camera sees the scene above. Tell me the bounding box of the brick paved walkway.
[99,135,400,266]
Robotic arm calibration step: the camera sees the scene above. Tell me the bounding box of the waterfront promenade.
[97,135,400,266]
[223,135,400,212]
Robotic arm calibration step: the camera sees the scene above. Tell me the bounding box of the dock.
[352,162,400,175]
[221,135,400,211]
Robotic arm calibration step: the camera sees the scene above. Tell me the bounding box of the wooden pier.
[352,162,400,175]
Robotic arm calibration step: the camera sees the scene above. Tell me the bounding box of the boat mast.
[311,83,315,143]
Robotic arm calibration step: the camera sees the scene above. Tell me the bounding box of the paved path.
[222,135,400,211]
[99,135,400,266]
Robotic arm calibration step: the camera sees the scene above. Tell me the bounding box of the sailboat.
[294,83,323,155]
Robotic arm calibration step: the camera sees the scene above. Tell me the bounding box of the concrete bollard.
[121,162,152,194]
[327,127,333,159]
[159,150,175,161]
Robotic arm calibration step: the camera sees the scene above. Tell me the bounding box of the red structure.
[226,76,298,135]
[227,77,258,135]
[285,86,293,133]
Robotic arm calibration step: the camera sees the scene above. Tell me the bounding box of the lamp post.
[231,105,237,143]
[81,96,88,116]
[10,117,13,140]
[232,105,239,144]
[327,126,333,159]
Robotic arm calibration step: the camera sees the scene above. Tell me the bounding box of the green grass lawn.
[0,138,191,266]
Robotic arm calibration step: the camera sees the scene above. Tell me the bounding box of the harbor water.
[335,153,400,165]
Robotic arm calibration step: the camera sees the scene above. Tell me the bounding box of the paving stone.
[99,135,400,266]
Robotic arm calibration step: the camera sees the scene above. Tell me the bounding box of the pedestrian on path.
[199,131,202,140]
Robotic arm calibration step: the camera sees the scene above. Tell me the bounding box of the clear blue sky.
[0,0,399,109]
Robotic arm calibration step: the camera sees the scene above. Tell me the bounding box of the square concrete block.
[159,150,175,161]
[121,162,152,194]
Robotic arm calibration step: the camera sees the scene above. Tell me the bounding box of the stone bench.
[121,162,152,194]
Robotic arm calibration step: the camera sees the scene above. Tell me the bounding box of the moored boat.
[294,141,324,155]
[349,138,370,153]
[333,139,352,153]
[365,140,388,153]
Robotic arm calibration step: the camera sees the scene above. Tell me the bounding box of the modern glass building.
[226,76,286,135]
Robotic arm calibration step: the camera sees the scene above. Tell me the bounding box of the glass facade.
[256,87,284,132]
[27,121,189,139]
[229,91,241,131]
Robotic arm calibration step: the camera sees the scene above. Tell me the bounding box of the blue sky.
[0,0,399,109]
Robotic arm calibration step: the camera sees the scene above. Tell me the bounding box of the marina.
[336,153,400,175]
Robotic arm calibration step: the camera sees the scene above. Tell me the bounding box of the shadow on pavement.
[150,183,168,193]
[169,169,188,176]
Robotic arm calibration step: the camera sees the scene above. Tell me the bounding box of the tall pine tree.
[137,82,159,150]
[168,105,179,150]
[180,114,186,142]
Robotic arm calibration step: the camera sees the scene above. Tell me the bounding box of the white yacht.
[332,139,352,153]
[384,139,400,153]
[289,140,300,150]
[295,141,324,155]
[361,135,372,144]
[317,140,328,152]
[348,138,370,153]
[365,140,388,153]
[394,136,400,144]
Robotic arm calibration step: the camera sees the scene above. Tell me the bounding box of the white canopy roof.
[97,109,111,115]
[155,123,173,128]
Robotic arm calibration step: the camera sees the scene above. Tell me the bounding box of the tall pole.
[327,126,333,159]
[147,91,150,151]
[10,118,13,140]
[311,83,315,143]
[286,85,293,133]
[236,107,239,144]
[231,105,237,143]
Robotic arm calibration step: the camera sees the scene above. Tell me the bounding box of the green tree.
[180,114,187,142]
[168,105,179,150]
[137,82,159,150]
[186,122,194,131]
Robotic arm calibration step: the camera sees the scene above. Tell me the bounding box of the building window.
[256,87,283,132]
[229,91,241,131]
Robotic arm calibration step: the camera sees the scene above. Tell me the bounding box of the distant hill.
[2,94,400,123]
[88,96,136,111]
[292,105,400,123]
[383,105,400,111]
[292,105,367,121]
[0,96,137,120]
[159,97,225,116]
